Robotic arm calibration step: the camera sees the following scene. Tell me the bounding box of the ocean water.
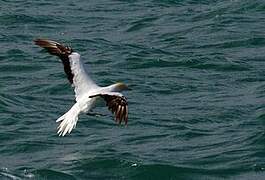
[1,0,265,179]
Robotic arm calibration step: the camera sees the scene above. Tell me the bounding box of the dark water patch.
[237,77,265,83]
[130,163,245,180]
[257,112,265,121]
[0,171,22,180]
[0,34,35,45]
[126,17,159,32]
[0,93,30,113]
[30,169,76,180]
[124,133,171,145]
[126,58,184,69]
[228,0,265,14]
[126,56,249,72]
[1,167,77,180]
[152,0,185,7]
[90,59,112,66]
[70,158,135,179]
[32,24,58,31]
[189,62,249,72]
[2,141,52,156]
[0,14,67,26]
[91,37,113,45]
[198,37,265,49]
[0,132,20,145]
[0,64,43,73]
[29,83,72,96]
[4,49,30,61]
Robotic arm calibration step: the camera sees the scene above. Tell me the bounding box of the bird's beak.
[125,85,132,91]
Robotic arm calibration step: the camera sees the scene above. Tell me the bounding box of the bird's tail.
[56,103,80,136]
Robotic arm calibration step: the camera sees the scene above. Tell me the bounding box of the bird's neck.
[105,83,121,92]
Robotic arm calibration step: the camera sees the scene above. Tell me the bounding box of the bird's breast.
[77,96,97,113]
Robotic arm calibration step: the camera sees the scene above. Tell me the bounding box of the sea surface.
[1,0,265,179]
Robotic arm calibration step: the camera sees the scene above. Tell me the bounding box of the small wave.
[0,168,76,180]
[0,14,66,26]
[126,57,249,72]
[0,172,22,180]
[198,37,265,49]
[0,168,22,180]
[32,169,76,180]
[126,17,159,32]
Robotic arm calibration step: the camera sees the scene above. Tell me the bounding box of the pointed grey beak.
[124,85,132,91]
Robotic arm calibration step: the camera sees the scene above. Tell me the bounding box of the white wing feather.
[69,53,99,101]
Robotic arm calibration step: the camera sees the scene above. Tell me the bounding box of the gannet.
[34,39,129,136]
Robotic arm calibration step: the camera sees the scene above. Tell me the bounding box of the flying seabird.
[34,39,129,136]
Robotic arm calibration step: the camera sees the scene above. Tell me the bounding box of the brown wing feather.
[34,39,74,84]
[90,94,128,124]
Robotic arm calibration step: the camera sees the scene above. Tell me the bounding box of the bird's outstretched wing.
[89,93,128,125]
[34,39,99,101]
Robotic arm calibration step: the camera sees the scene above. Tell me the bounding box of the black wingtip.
[34,38,75,84]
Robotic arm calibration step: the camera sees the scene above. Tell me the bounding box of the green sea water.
[1,0,265,179]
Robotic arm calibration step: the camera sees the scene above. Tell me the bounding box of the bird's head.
[114,82,131,92]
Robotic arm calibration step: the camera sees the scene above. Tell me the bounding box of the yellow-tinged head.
[114,82,130,91]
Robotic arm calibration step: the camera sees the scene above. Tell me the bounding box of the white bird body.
[56,96,97,136]
[35,39,129,136]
